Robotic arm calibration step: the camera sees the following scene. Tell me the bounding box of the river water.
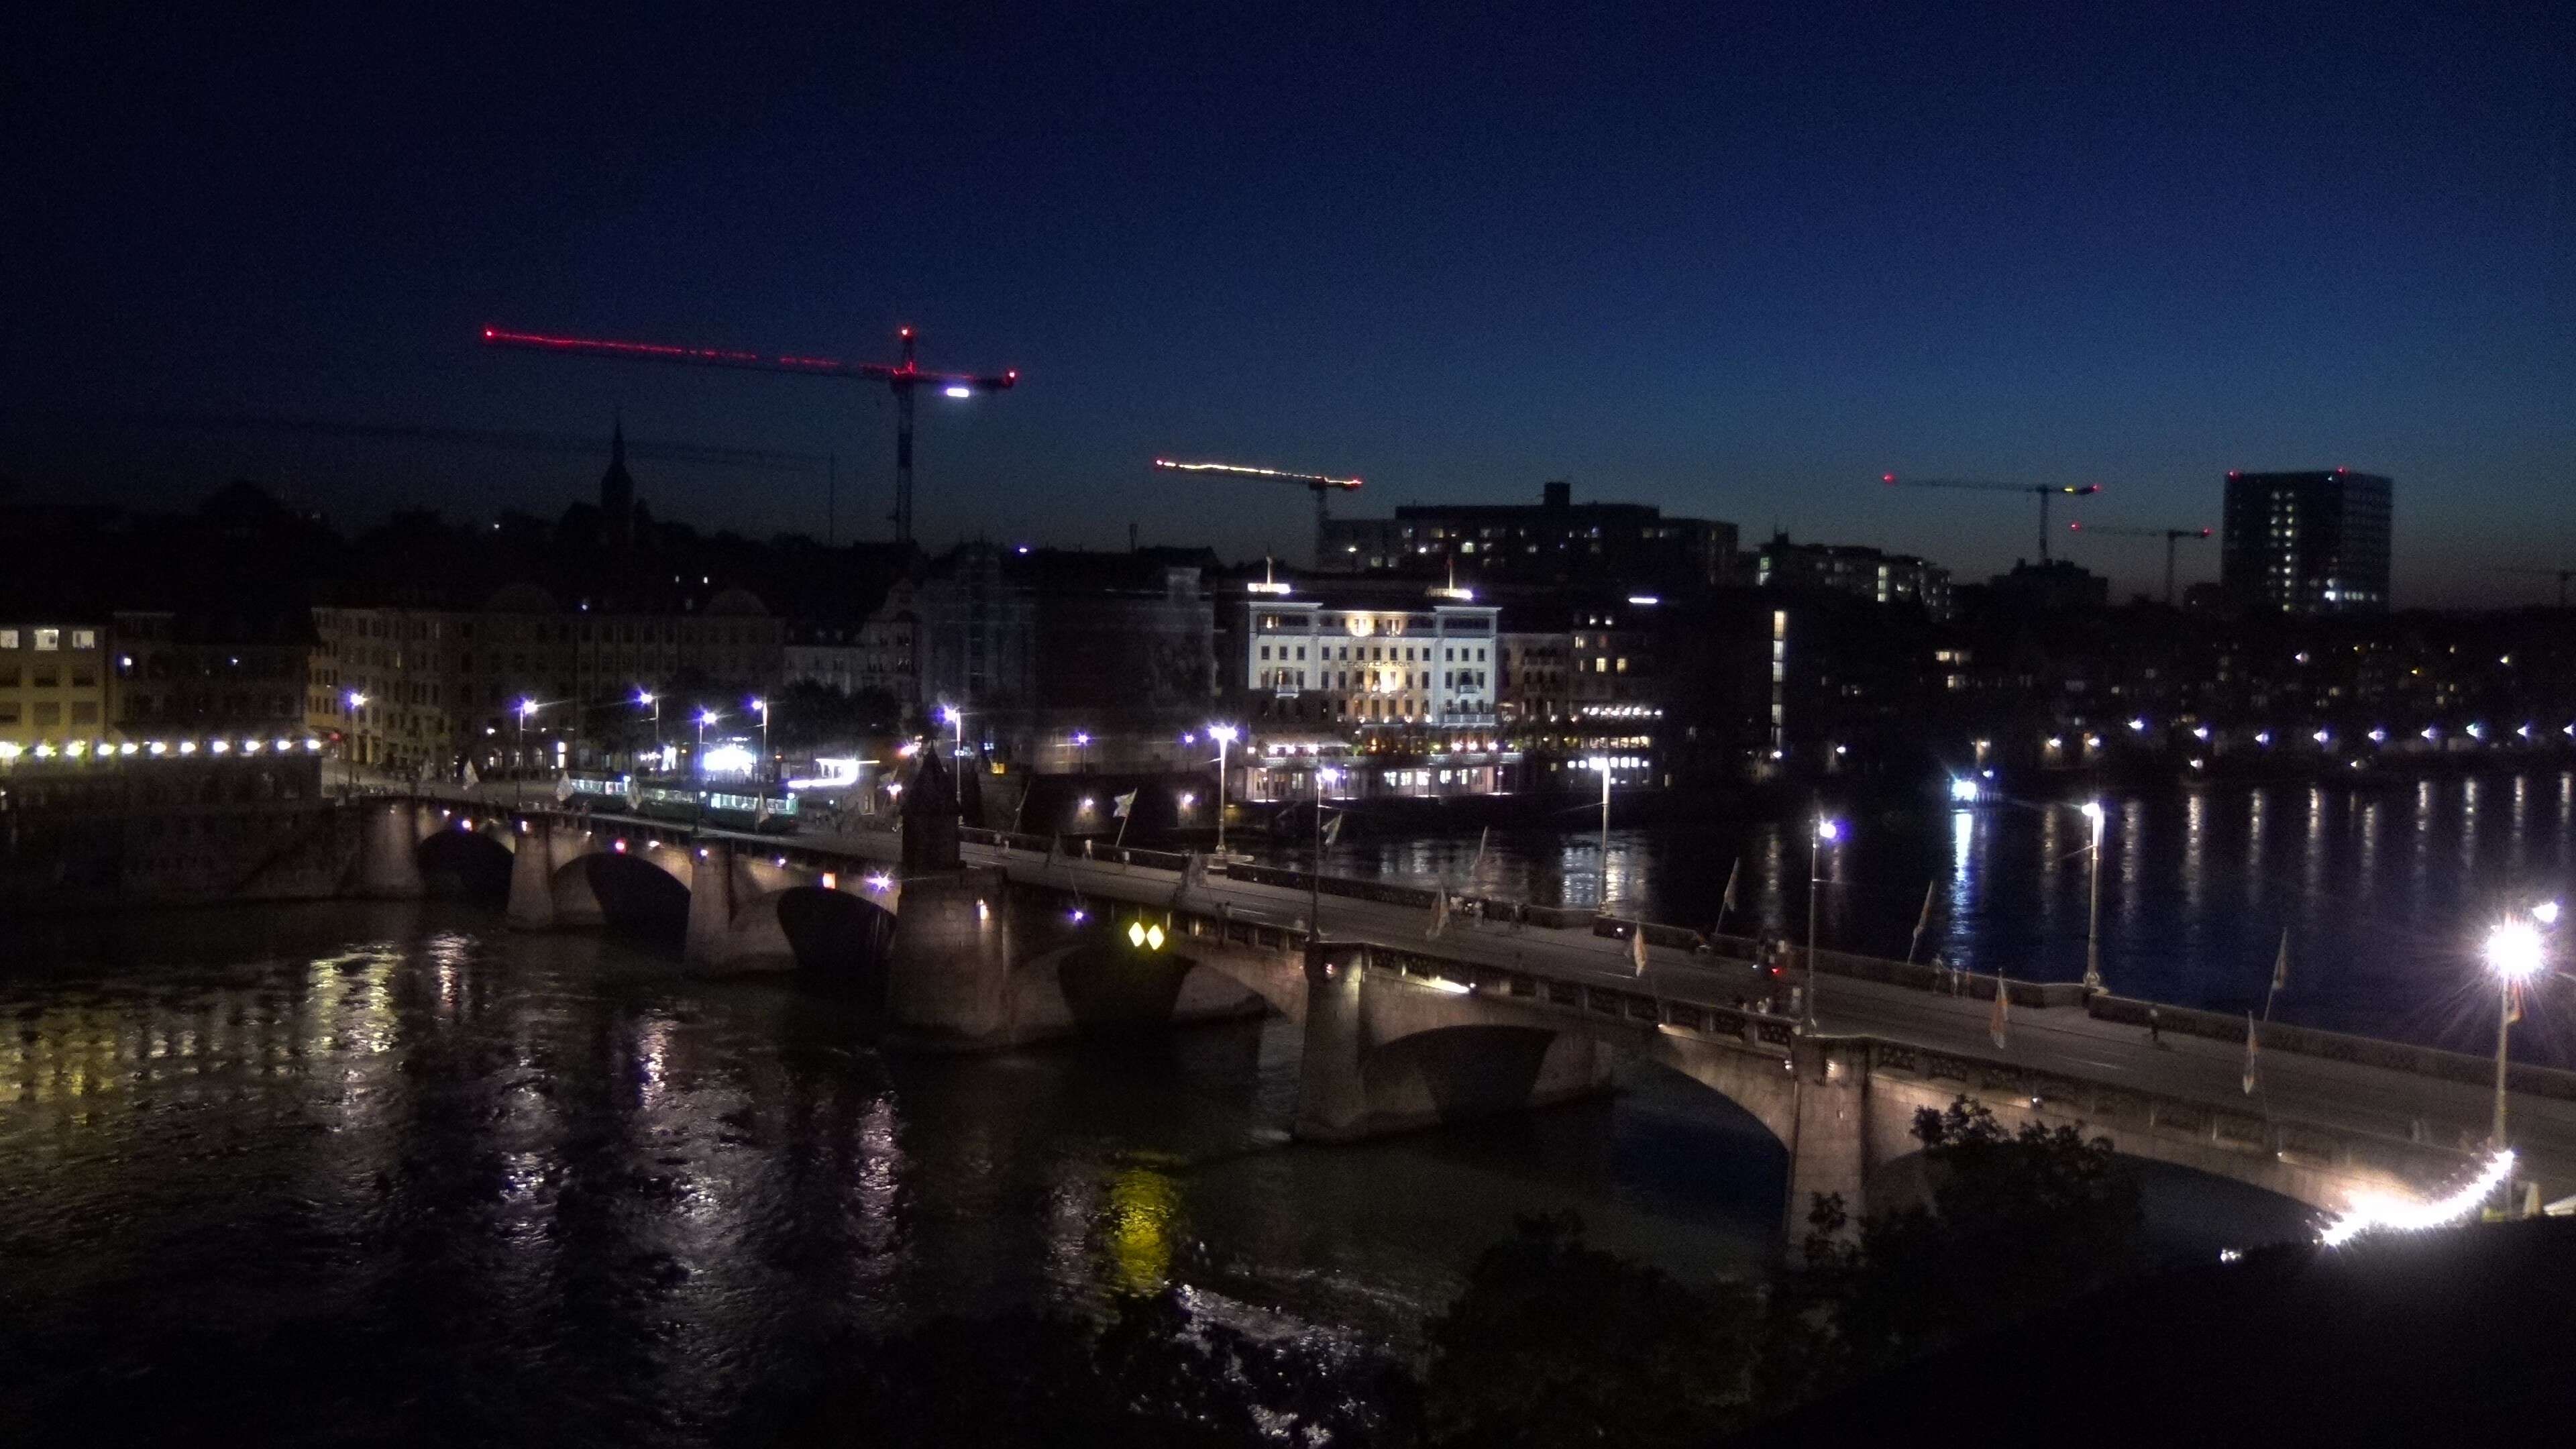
[6,770,2490,1441]
[0,901,1804,1444]
[1295,771,2576,1066]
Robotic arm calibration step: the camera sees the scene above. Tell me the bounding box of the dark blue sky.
[7,3,2572,602]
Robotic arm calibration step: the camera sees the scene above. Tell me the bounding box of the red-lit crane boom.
[2065,521,2213,604]
[1152,458,1363,564]
[1879,474,2103,562]
[482,326,1016,549]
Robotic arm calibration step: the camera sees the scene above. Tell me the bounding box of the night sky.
[7,4,2572,603]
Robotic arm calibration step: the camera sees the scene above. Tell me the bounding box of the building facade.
[0,620,111,755]
[1756,535,1954,620]
[2220,469,2394,614]
[1242,598,1499,729]
[1318,481,1742,596]
[309,588,786,780]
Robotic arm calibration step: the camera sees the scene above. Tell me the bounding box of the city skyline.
[6,6,2573,606]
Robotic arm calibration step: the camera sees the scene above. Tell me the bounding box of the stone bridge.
[356,795,1285,1040]
[1291,939,2481,1244]
[360,792,2575,1250]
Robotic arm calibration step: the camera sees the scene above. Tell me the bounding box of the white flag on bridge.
[1112,789,1138,818]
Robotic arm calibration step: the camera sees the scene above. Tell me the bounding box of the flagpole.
[1907,878,1936,964]
[1717,856,1739,936]
[2263,928,2288,1022]
[1310,764,1329,938]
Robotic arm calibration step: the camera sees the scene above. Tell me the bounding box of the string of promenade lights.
[0,737,327,763]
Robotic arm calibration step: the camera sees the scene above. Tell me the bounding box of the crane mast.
[2065,521,2212,604]
[1880,474,2103,561]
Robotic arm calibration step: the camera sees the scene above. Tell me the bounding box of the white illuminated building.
[1244,599,1499,727]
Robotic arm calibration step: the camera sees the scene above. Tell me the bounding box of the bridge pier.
[683,840,739,966]
[504,816,605,930]
[885,867,1015,1045]
[355,798,425,899]
[1293,941,1373,1140]
[1783,1036,1874,1258]
[1292,943,1615,1142]
[506,818,557,930]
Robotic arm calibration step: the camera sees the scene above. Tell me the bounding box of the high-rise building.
[2220,470,2392,614]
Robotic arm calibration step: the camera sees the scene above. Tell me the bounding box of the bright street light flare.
[2487,920,2544,981]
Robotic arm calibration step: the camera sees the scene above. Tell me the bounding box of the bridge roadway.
[764,819,2576,1208]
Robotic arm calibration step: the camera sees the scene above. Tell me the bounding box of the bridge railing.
[963,827,1196,873]
[1862,1038,2476,1180]
[2088,994,2576,1106]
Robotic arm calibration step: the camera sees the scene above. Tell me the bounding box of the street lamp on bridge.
[1809,813,1842,1030]
[515,698,541,804]
[1209,722,1240,859]
[2080,800,2106,994]
[2485,913,2548,1214]
[637,690,660,769]
[343,691,368,792]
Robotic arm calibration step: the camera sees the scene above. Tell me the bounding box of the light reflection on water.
[0,902,1793,1444]
[1297,770,2576,1061]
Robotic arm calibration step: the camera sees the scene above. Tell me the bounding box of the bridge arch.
[572,848,694,943]
[415,824,513,902]
[999,914,1275,1040]
[774,885,898,989]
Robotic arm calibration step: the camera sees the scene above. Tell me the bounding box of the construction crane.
[2065,521,2214,604]
[1879,474,2102,561]
[2493,566,2576,607]
[482,325,1016,549]
[1152,458,1362,564]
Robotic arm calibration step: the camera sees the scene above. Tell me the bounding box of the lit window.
[70,629,96,649]
[34,629,60,652]
[0,629,15,649]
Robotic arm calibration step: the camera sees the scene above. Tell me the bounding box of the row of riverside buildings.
[16,453,2493,809]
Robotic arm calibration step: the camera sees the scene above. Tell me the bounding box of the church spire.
[600,410,637,549]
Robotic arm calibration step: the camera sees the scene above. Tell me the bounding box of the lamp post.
[1809,813,1841,1030]
[2485,918,2545,1169]
[940,705,965,828]
[637,690,659,772]
[1073,731,1090,773]
[749,696,771,784]
[515,698,539,804]
[343,691,368,793]
[2081,800,2106,994]
[695,709,719,824]
[1210,722,1239,859]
